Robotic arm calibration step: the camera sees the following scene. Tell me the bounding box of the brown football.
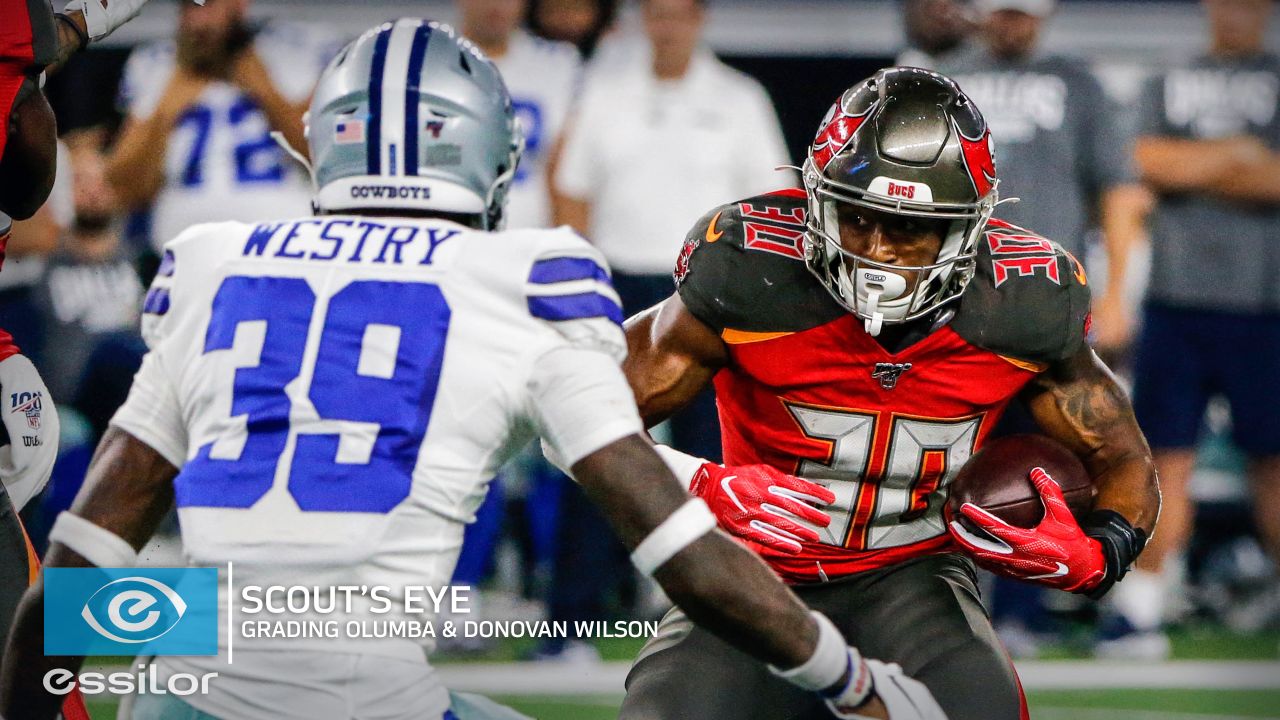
[948,434,1095,529]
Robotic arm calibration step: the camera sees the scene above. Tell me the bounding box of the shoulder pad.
[674,190,843,334]
[951,219,1092,365]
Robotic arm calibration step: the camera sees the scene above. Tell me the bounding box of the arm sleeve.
[0,354,59,511]
[554,83,601,200]
[528,345,644,471]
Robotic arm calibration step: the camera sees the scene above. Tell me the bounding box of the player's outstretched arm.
[0,428,177,720]
[623,294,728,427]
[574,435,816,666]
[573,435,922,720]
[1022,345,1160,593]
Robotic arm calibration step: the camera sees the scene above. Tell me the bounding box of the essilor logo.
[81,577,188,644]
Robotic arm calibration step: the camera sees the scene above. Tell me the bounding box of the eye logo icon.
[81,577,188,644]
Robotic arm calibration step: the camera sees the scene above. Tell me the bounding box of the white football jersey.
[492,31,581,229]
[111,215,641,719]
[118,23,340,252]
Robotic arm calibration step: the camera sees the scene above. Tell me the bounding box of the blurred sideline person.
[1121,0,1280,658]
[895,0,978,70]
[1,21,947,720]
[105,0,337,253]
[946,0,1151,357]
[35,144,145,439]
[456,0,581,230]
[528,0,619,59]
[616,68,1159,720]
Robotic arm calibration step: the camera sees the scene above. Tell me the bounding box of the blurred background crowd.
[12,0,1279,667]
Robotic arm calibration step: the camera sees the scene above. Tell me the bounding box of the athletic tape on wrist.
[48,512,138,568]
[653,445,708,489]
[770,611,852,693]
[630,498,716,576]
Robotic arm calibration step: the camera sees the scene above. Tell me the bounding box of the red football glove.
[690,463,836,555]
[947,467,1106,594]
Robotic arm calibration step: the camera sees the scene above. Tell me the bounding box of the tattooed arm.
[1022,345,1160,535]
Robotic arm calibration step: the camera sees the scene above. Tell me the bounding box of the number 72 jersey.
[111,216,640,647]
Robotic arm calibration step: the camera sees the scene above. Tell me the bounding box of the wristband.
[770,611,851,693]
[630,498,716,576]
[49,512,138,568]
[1083,509,1147,599]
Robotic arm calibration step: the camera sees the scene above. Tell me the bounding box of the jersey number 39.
[175,276,450,514]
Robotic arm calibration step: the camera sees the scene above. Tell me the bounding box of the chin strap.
[863,290,885,336]
[854,268,907,337]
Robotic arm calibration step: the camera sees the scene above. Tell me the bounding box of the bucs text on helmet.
[802,67,998,336]
[304,19,523,229]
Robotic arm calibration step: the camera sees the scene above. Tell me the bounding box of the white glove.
[828,659,949,720]
[63,0,204,42]
[0,354,59,512]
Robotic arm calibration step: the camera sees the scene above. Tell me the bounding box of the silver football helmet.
[305,19,522,229]
[802,68,998,336]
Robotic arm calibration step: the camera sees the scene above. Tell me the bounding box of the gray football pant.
[620,553,1026,720]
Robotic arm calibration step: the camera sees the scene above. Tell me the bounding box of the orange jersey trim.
[997,355,1048,374]
[721,328,795,345]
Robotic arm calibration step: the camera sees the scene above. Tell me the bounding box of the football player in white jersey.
[105,0,339,253]
[457,0,582,229]
[1,20,945,720]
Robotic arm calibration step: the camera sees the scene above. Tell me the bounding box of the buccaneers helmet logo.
[956,124,996,198]
[811,100,872,171]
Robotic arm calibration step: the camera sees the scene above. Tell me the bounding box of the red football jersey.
[675,189,1090,583]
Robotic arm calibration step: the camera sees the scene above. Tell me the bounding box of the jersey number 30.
[175,276,450,514]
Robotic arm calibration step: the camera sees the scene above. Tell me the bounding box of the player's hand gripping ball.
[948,460,1105,593]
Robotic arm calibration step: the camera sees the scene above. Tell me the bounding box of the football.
[948,434,1095,529]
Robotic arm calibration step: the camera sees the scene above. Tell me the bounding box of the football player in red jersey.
[619,68,1160,720]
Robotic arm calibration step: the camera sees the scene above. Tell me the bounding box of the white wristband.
[48,512,138,568]
[631,498,716,576]
[653,445,708,489]
[771,611,852,692]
